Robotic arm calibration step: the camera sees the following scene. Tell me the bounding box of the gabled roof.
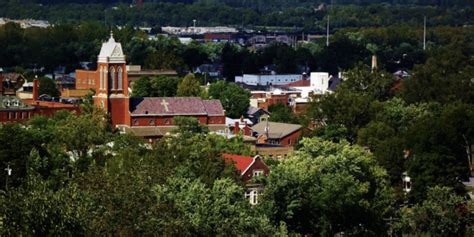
[222,154,257,175]
[251,121,301,139]
[98,33,126,64]
[247,106,270,116]
[130,97,225,116]
[328,76,342,91]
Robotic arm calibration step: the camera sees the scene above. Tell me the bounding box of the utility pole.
[326,0,333,47]
[5,164,11,190]
[326,15,330,47]
[423,16,427,50]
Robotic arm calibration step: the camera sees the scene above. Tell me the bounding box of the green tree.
[152,177,274,236]
[177,73,203,97]
[262,137,394,236]
[150,76,178,97]
[53,110,110,164]
[132,76,178,97]
[401,43,474,104]
[0,150,88,236]
[268,103,297,123]
[208,81,250,118]
[396,186,472,237]
[38,77,60,97]
[131,76,152,97]
[405,102,473,202]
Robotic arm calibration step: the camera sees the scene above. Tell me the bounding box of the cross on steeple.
[161,99,170,112]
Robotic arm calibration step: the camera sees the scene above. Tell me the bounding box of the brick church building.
[79,33,226,139]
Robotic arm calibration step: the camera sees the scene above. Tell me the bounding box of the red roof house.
[223,154,269,182]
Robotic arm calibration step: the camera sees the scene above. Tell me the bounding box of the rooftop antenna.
[423,16,427,50]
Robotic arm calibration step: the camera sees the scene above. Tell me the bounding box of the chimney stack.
[33,79,39,101]
[234,121,240,135]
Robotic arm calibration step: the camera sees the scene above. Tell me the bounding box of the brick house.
[223,154,270,205]
[1,80,79,125]
[251,121,302,147]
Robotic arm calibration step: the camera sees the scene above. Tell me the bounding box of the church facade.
[78,34,226,139]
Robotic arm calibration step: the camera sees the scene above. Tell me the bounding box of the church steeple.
[94,33,129,118]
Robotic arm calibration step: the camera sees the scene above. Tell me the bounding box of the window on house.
[133,119,139,126]
[149,119,155,126]
[7,112,11,120]
[164,119,170,125]
[14,112,17,119]
[253,170,264,177]
[245,189,260,205]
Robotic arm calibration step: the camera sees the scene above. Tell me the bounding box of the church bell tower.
[94,32,130,128]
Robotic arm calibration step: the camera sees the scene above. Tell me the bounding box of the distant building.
[252,121,302,147]
[250,89,302,110]
[194,63,223,78]
[0,73,26,96]
[162,26,238,35]
[248,34,296,48]
[226,117,253,136]
[235,74,302,86]
[246,106,270,125]
[55,75,76,91]
[0,95,36,124]
[204,33,234,43]
[1,80,80,124]
[0,18,50,28]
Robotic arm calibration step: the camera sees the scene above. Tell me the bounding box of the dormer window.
[3,100,10,107]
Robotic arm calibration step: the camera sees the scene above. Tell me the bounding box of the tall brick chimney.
[33,79,39,101]
[234,121,240,135]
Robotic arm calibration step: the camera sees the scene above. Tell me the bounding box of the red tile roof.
[130,97,224,116]
[222,154,254,174]
[285,79,310,87]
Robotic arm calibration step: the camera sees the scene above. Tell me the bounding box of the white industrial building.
[235,74,302,86]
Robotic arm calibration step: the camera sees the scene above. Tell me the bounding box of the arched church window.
[103,67,108,90]
[117,66,123,91]
[109,66,116,90]
[99,67,103,89]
